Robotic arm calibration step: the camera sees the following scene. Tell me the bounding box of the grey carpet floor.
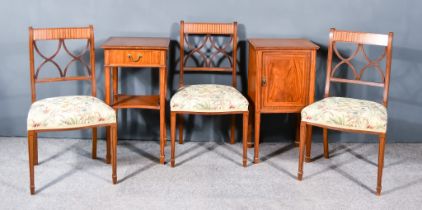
[1,137,422,210]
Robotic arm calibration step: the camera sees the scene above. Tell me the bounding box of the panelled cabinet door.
[261,51,310,109]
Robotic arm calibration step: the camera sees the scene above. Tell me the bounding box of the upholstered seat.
[170,84,249,112]
[301,97,387,133]
[27,96,116,131]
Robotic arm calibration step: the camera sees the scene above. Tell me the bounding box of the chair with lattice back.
[169,21,249,167]
[27,25,118,194]
[297,28,393,196]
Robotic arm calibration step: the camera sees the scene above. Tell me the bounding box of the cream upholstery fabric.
[27,96,116,130]
[170,84,248,112]
[301,97,387,133]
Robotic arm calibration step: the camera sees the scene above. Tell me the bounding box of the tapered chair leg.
[242,113,248,167]
[28,131,35,194]
[230,115,236,144]
[106,127,111,164]
[111,125,117,184]
[92,128,97,159]
[297,122,307,181]
[178,115,184,144]
[323,128,329,159]
[171,112,177,167]
[305,125,312,162]
[34,132,38,165]
[376,134,386,196]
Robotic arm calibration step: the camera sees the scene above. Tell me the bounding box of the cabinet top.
[101,37,170,50]
[249,38,319,50]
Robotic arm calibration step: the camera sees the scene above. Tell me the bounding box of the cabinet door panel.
[262,51,310,109]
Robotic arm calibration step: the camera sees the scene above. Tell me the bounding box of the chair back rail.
[324,28,393,107]
[29,25,96,102]
[179,21,238,88]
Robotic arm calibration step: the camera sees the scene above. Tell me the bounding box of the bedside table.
[101,37,169,164]
[248,39,319,163]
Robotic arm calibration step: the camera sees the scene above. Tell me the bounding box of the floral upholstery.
[301,97,387,133]
[27,96,116,131]
[170,84,249,112]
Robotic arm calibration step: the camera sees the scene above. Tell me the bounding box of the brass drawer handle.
[128,53,143,62]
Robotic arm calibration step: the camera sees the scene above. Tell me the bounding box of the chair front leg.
[323,128,329,159]
[111,125,117,184]
[242,112,249,167]
[28,131,35,194]
[305,125,312,162]
[178,115,184,144]
[376,134,386,196]
[106,127,111,164]
[297,122,307,181]
[230,115,236,144]
[92,128,97,159]
[171,112,177,167]
[34,132,38,165]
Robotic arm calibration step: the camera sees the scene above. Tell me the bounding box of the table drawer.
[108,50,164,66]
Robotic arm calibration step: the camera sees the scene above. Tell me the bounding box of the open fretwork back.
[324,28,393,107]
[179,21,238,88]
[29,25,96,102]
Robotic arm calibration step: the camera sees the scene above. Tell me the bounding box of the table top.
[249,38,319,50]
[101,37,170,50]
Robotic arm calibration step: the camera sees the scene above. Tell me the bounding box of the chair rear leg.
[297,122,307,181]
[178,115,184,144]
[376,134,386,196]
[28,131,35,194]
[242,113,248,167]
[171,112,177,167]
[34,132,38,165]
[92,128,97,159]
[323,128,329,159]
[230,115,236,144]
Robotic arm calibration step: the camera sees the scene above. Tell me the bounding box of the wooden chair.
[170,21,249,167]
[297,28,393,196]
[27,26,118,194]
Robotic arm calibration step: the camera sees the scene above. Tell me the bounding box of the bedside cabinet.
[248,39,319,163]
[101,37,169,164]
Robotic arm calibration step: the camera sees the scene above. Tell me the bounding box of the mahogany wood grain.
[112,95,160,109]
[92,128,97,159]
[27,131,35,194]
[323,128,329,159]
[261,51,310,109]
[249,39,320,50]
[178,115,184,144]
[248,39,319,160]
[170,112,176,167]
[242,112,249,167]
[297,122,306,181]
[112,67,118,102]
[27,26,117,194]
[305,125,312,163]
[101,37,169,50]
[33,133,38,165]
[108,49,164,66]
[298,28,394,196]
[377,134,386,196]
[111,124,117,184]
